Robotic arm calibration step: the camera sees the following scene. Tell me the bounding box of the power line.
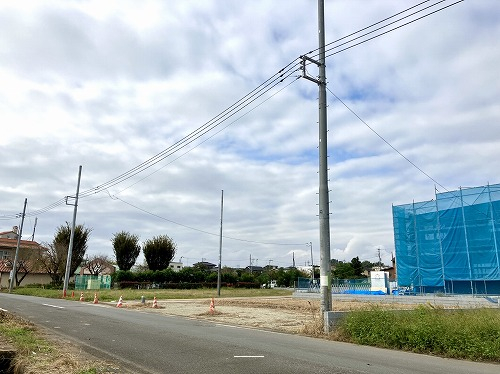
[328,88,493,219]
[300,0,463,65]
[113,195,306,247]
[323,0,464,59]
[305,0,435,56]
[100,75,302,198]
[78,63,301,199]
[327,88,447,192]
[0,1,463,220]
[1,64,301,219]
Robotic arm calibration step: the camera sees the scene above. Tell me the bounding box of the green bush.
[336,307,500,362]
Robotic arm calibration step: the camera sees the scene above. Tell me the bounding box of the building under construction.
[392,183,500,295]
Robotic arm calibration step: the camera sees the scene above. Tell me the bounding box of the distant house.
[0,226,19,240]
[193,261,217,271]
[245,265,263,274]
[168,261,184,272]
[369,257,397,281]
[0,226,51,288]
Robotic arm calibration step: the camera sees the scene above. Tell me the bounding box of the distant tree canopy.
[40,223,91,284]
[112,231,141,271]
[332,262,355,279]
[361,260,375,272]
[143,235,176,271]
[275,267,309,287]
[351,256,364,277]
[332,256,367,279]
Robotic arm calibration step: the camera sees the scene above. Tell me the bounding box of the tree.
[361,260,374,273]
[332,262,355,279]
[7,245,44,287]
[351,256,364,277]
[39,223,91,285]
[143,235,176,271]
[112,231,141,271]
[39,242,66,284]
[275,267,308,287]
[83,254,113,275]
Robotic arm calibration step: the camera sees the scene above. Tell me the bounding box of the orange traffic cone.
[79,292,85,302]
[209,297,215,314]
[116,296,123,308]
[93,293,98,304]
[152,296,158,308]
[71,291,75,298]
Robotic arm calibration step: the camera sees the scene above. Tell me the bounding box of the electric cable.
[323,1,464,60]
[0,1,463,219]
[1,63,301,219]
[328,87,447,191]
[78,62,302,198]
[104,75,302,197]
[305,0,436,56]
[114,195,306,246]
[328,88,492,218]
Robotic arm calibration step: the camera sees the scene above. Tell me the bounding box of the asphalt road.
[1,293,498,374]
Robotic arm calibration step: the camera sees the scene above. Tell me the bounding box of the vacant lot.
[121,295,421,333]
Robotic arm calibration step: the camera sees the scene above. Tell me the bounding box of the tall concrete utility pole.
[9,198,27,293]
[301,0,332,317]
[63,165,82,297]
[317,0,332,319]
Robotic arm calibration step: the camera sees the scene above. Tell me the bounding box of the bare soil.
[120,296,418,334]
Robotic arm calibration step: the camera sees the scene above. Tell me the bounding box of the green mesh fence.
[74,275,112,290]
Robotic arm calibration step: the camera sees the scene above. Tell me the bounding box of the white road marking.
[234,356,265,358]
[42,303,65,309]
[0,308,8,312]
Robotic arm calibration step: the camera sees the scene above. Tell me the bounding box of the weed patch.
[334,306,500,362]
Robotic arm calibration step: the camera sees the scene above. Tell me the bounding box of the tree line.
[113,265,309,289]
[11,223,176,287]
[11,221,382,288]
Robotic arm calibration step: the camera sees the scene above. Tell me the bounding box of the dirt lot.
[120,296,419,334]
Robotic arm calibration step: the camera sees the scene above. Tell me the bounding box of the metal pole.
[317,0,332,316]
[309,242,314,284]
[9,198,27,292]
[434,188,446,294]
[487,184,500,275]
[412,201,422,293]
[217,190,224,297]
[63,165,82,297]
[459,187,474,295]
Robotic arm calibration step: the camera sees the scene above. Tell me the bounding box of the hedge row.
[117,281,260,289]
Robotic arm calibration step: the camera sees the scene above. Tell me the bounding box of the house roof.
[0,237,42,250]
[245,265,264,271]
[193,261,217,268]
[0,259,47,274]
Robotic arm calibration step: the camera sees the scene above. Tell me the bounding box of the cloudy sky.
[1,0,498,270]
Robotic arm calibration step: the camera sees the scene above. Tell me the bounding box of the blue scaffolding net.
[393,183,500,295]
